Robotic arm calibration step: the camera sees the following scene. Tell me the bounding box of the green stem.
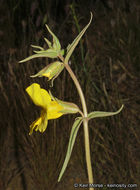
[63,61,94,190]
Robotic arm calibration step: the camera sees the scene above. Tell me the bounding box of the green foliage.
[19,49,58,62]
[19,24,64,63]
[88,105,124,120]
[18,11,125,186]
[65,12,93,64]
[1,1,140,189]
[58,117,83,182]
[45,24,61,51]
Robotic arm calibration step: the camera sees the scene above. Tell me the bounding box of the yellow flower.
[26,83,63,135]
[26,83,80,135]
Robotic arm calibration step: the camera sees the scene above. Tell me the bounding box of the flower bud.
[30,61,64,80]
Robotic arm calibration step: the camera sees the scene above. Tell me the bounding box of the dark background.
[0,0,140,189]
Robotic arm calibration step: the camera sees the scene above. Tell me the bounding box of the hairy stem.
[62,59,94,189]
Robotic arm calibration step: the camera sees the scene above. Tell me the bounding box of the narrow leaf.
[19,51,58,63]
[58,117,83,182]
[88,105,124,120]
[64,12,93,64]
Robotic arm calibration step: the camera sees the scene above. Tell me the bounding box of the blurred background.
[0,0,140,189]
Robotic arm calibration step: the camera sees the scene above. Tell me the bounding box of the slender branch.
[58,55,87,115]
[59,54,94,189]
[64,63,87,115]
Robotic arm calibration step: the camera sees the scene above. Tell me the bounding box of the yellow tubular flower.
[26,83,63,135]
[26,83,80,135]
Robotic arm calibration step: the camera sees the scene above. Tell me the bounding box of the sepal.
[49,91,80,114]
[19,24,63,63]
[56,99,80,114]
[45,24,61,51]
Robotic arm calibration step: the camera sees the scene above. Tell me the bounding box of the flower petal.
[47,101,63,119]
[26,83,51,108]
[29,109,48,135]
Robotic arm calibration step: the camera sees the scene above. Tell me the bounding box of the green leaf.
[45,24,61,51]
[58,117,83,182]
[31,45,44,51]
[87,105,124,120]
[66,44,71,52]
[64,12,93,64]
[19,50,58,63]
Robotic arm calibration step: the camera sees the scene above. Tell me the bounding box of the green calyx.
[30,61,64,81]
[19,25,64,63]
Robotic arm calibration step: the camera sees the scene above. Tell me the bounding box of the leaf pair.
[58,105,124,182]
